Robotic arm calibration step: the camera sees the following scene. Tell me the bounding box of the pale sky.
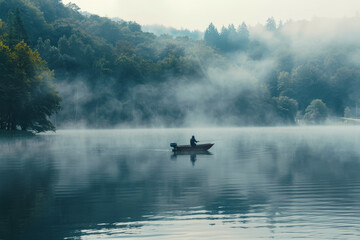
[62,0,360,30]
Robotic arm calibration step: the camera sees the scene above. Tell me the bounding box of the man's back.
[190,136,197,146]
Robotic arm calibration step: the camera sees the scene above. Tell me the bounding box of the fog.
[142,25,203,40]
[61,0,360,31]
[4,2,360,238]
[2,127,360,239]
[50,16,360,129]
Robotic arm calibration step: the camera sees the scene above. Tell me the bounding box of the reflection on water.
[1,127,360,239]
[171,151,213,166]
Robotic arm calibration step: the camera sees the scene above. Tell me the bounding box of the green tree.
[0,40,61,132]
[277,71,292,96]
[290,64,326,110]
[128,21,141,32]
[274,96,298,124]
[304,99,328,124]
[329,67,358,115]
[0,41,14,130]
[0,19,6,43]
[7,9,29,47]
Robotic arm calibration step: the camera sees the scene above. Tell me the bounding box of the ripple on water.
[2,127,360,240]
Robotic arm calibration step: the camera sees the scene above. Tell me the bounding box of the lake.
[1,127,360,239]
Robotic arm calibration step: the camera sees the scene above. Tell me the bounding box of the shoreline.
[0,130,35,137]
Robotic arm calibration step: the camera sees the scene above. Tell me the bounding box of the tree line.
[203,18,360,123]
[1,0,360,131]
[0,9,60,132]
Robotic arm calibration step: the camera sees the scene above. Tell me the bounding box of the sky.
[61,0,360,30]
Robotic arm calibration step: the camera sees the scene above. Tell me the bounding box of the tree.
[237,22,249,50]
[329,67,357,115]
[274,96,298,124]
[65,2,80,11]
[224,24,238,51]
[266,17,276,31]
[304,99,328,124]
[128,21,141,32]
[290,63,327,110]
[0,41,14,130]
[0,19,6,43]
[0,40,61,132]
[7,9,29,47]
[238,22,249,39]
[204,23,219,48]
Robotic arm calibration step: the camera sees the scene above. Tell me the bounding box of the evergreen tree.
[204,23,219,48]
[266,17,276,31]
[237,22,250,50]
[7,9,28,47]
[237,22,249,39]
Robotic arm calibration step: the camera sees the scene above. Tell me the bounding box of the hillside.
[1,0,360,129]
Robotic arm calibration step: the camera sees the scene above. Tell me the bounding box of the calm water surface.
[1,127,360,239]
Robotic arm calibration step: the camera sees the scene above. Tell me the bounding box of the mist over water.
[3,2,360,239]
[1,127,360,239]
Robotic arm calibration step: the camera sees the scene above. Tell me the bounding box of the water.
[1,127,360,239]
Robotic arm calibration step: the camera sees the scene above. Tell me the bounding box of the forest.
[1,0,360,131]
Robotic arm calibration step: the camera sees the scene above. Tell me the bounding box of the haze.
[61,0,360,30]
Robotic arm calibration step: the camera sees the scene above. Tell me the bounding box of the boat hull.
[172,143,214,152]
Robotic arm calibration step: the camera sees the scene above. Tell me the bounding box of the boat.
[172,150,213,156]
[170,143,214,152]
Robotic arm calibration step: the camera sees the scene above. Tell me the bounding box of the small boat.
[170,143,214,152]
[173,150,213,156]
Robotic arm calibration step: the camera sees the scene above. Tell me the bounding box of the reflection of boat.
[170,143,214,152]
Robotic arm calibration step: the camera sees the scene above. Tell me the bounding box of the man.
[190,135,198,147]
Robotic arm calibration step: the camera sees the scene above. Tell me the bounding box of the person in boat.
[190,135,198,147]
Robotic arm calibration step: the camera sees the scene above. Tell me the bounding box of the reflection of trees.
[0,138,58,240]
[3,131,360,239]
[5,145,212,239]
[233,134,360,186]
[236,136,360,198]
[226,133,360,218]
[290,143,360,183]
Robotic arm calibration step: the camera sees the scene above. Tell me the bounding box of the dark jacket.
[190,136,198,146]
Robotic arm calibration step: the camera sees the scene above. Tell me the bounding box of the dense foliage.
[204,19,360,123]
[1,0,360,128]
[0,9,60,132]
[304,99,328,124]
